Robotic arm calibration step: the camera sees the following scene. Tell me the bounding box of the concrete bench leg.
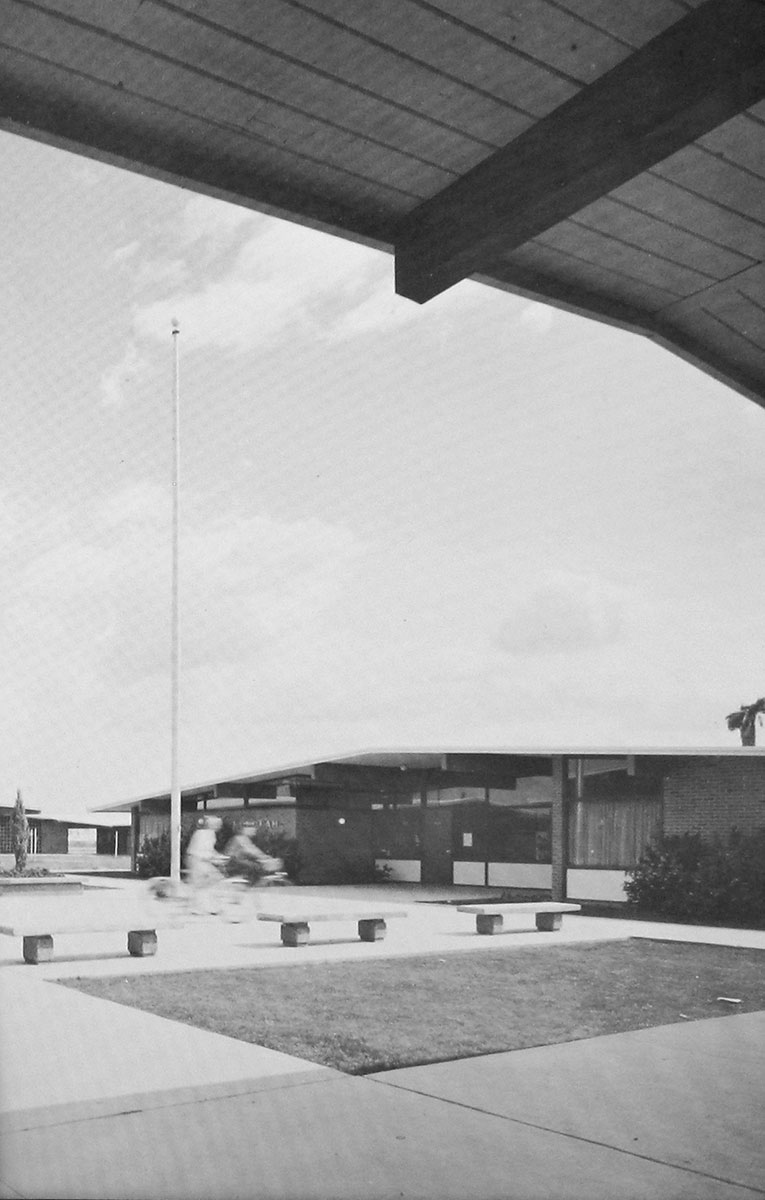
[128,929,158,957]
[358,918,387,942]
[535,913,562,932]
[23,934,54,964]
[476,914,503,935]
[281,922,310,947]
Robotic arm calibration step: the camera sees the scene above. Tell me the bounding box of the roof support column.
[551,756,569,902]
[130,808,140,874]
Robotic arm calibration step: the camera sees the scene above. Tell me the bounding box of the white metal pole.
[170,319,181,881]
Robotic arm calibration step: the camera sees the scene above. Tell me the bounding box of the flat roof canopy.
[94,746,765,811]
[1,0,764,406]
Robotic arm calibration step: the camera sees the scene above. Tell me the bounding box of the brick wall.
[37,820,68,854]
[663,759,765,838]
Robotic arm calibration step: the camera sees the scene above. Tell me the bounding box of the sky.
[1,129,763,817]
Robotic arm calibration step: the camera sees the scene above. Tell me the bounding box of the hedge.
[625,828,765,927]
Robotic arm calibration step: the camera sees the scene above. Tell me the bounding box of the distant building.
[0,806,131,862]
[95,749,765,903]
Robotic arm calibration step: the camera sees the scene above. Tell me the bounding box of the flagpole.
[170,319,181,881]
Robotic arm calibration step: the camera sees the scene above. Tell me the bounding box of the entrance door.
[421,807,453,885]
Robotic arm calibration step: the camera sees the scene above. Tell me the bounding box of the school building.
[96,748,765,903]
[0,804,132,872]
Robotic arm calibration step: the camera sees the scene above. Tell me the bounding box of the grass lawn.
[62,940,765,1075]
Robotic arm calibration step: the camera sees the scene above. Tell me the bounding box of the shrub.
[251,827,301,881]
[0,866,52,878]
[624,832,705,919]
[215,817,300,881]
[135,832,171,878]
[216,817,237,854]
[136,821,302,882]
[626,828,765,926]
[135,828,194,878]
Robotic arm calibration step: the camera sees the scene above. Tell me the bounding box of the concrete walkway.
[1,884,763,1199]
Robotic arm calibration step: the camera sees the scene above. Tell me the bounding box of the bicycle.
[147,855,290,921]
[219,855,291,921]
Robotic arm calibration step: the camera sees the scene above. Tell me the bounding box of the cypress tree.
[12,788,28,873]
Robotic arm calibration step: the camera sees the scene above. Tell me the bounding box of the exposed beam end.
[394,249,461,304]
[395,0,765,306]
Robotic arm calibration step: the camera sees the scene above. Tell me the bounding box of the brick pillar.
[551,756,568,901]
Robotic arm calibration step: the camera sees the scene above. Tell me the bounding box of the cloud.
[179,192,258,248]
[233,217,374,290]
[99,481,167,528]
[110,240,187,290]
[496,577,626,655]
[330,272,498,342]
[128,211,449,355]
[100,340,148,409]
[22,539,121,601]
[0,492,19,551]
[134,275,288,352]
[60,489,364,680]
[103,203,495,399]
[132,259,189,291]
[132,218,376,350]
[111,240,140,264]
[0,487,366,785]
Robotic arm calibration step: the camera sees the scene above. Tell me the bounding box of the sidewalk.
[1,886,763,1199]
[0,886,634,979]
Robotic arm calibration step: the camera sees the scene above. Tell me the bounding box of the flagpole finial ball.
[171,317,180,333]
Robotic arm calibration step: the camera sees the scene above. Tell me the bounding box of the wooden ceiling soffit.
[479,262,652,335]
[648,319,765,411]
[658,262,765,322]
[215,782,278,800]
[310,761,521,792]
[395,0,765,304]
[0,73,389,249]
[485,262,765,407]
[442,753,546,776]
[311,762,440,792]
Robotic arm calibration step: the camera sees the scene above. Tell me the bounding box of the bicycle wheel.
[219,876,250,922]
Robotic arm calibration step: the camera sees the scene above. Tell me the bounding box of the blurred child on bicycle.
[184,814,224,913]
[224,819,282,884]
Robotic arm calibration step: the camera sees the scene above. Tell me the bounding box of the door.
[421,807,453,885]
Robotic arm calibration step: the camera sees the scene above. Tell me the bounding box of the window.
[487,806,551,863]
[426,786,486,806]
[0,816,35,854]
[371,805,421,858]
[568,797,662,868]
[0,817,13,853]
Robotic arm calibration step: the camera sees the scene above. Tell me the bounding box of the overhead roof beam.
[395,0,765,303]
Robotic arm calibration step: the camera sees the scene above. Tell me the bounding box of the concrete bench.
[257,908,407,947]
[457,901,581,935]
[0,911,179,964]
